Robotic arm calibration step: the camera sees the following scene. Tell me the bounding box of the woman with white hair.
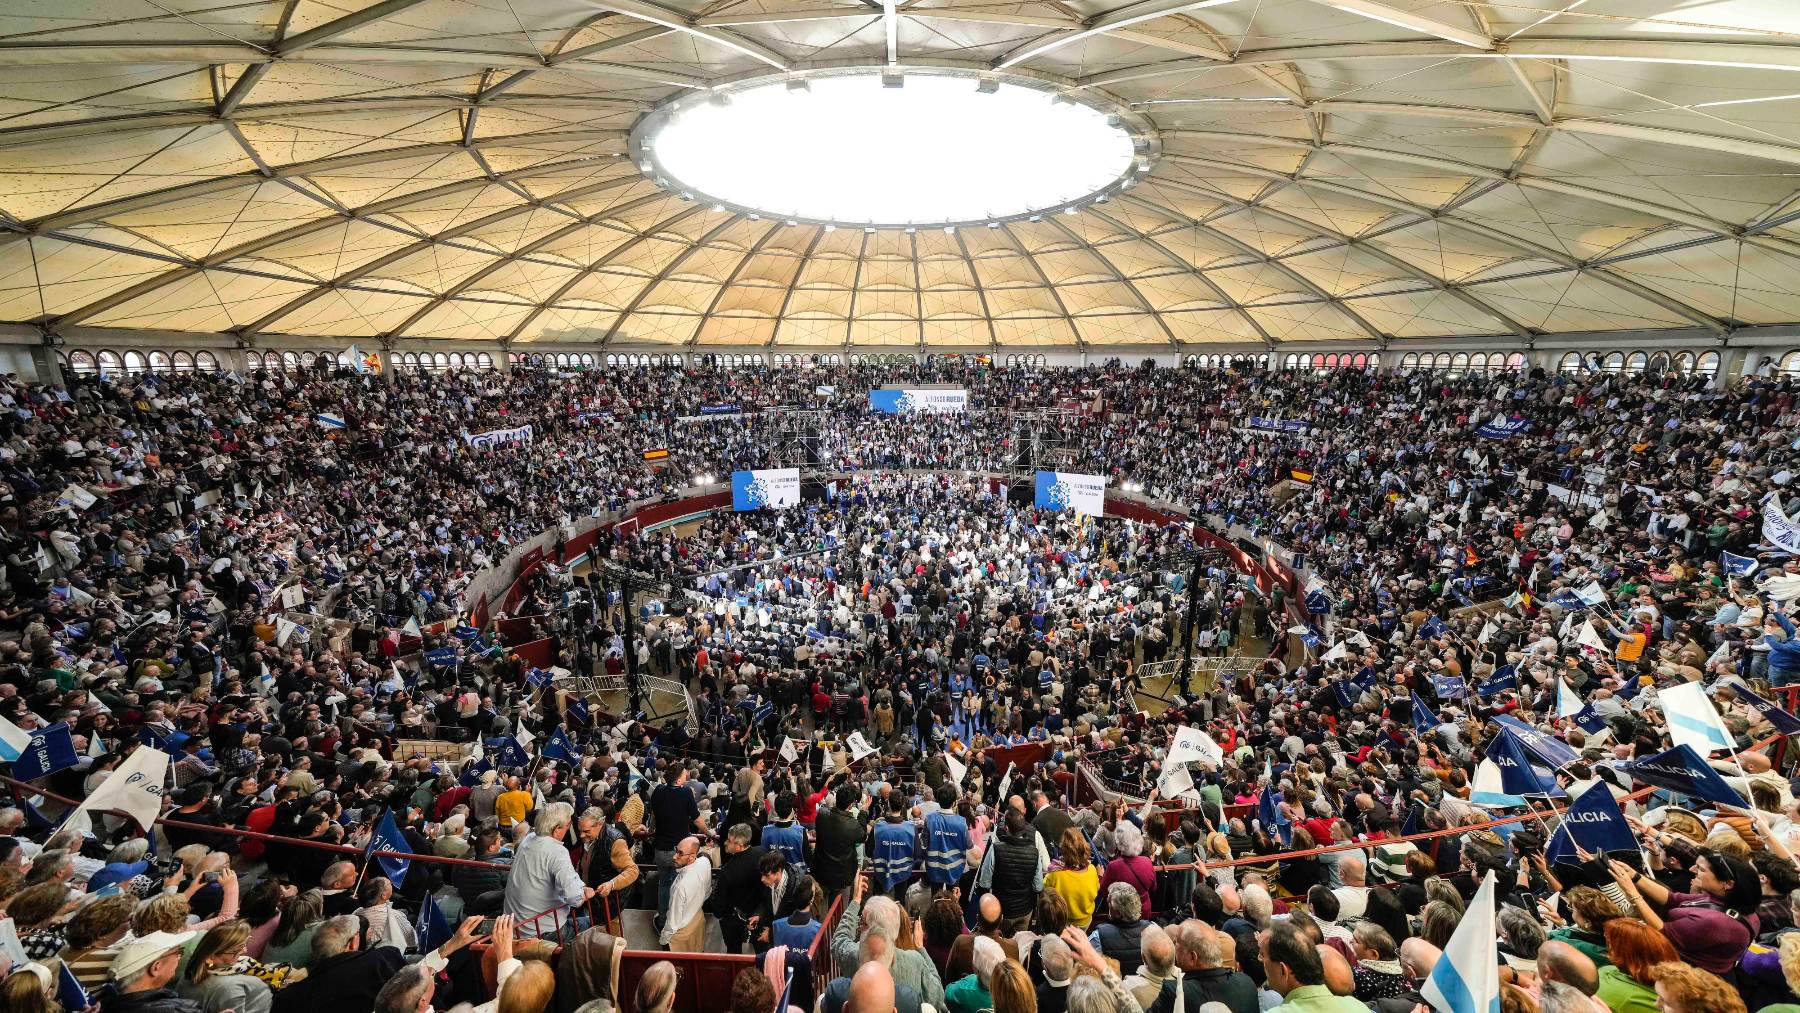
[1097,822,1155,920]
[434,813,471,858]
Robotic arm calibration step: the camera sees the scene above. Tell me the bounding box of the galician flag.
[1423,870,1502,1013]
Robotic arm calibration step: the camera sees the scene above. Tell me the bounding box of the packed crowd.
[0,356,1798,1013]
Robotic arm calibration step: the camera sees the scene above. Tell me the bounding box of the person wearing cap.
[100,930,203,1013]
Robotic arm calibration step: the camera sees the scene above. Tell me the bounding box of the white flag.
[402,616,421,638]
[515,716,535,749]
[70,744,170,833]
[845,731,877,762]
[1157,763,1194,797]
[1556,678,1584,718]
[1577,619,1608,655]
[944,752,967,788]
[1660,681,1736,755]
[995,762,1015,805]
[779,737,799,763]
[274,617,299,647]
[1320,641,1348,663]
[1423,870,1502,1013]
[1477,621,1496,645]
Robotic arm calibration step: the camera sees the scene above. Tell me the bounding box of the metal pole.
[1182,548,1204,698]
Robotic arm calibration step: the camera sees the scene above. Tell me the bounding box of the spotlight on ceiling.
[786,78,810,92]
[976,77,1000,94]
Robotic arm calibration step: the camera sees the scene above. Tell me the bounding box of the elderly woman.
[634,961,679,1013]
[1097,822,1155,920]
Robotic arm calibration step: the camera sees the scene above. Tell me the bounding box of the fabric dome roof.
[2,0,1800,348]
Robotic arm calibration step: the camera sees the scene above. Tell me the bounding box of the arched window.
[97,350,123,375]
[1468,352,1488,373]
[1400,353,1419,372]
[1366,353,1380,371]
[1626,351,1649,374]
[1449,352,1468,376]
[1282,353,1299,369]
[170,351,193,372]
[67,350,97,376]
[1505,352,1526,371]
[1559,352,1583,374]
[1648,351,1670,375]
[478,353,494,370]
[1673,351,1695,375]
[195,350,219,372]
[1600,351,1625,373]
[432,352,449,371]
[1697,351,1720,379]
[147,350,172,373]
[122,350,148,374]
[1780,352,1800,378]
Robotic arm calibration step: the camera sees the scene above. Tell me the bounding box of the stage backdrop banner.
[1034,471,1107,516]
[868,388,967,414]
[731,468,800,511]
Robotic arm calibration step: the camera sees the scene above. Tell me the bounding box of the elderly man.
[1123,923,1175,1009]
[274,911,485,1013]
[319,860,360,916]
[824,922,923,1013]
[662,835,713,952]
[832,874,946,1009]
[505,801,597,938]
[357,875,414,949]
[99,930,200,1013]
[1330,855,1370,919]
[1146,920,1257,1013]
[1090,881,1153,976]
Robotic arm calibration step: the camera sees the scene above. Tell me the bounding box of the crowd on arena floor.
[1,357,1799,1013]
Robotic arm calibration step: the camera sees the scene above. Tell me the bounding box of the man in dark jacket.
[986,809,1042,930]
[1146,920,1258,1013]
[713,823,769,954]
[813,784,869,897]
[1090,882,1153,976]
[272,914,404,1013]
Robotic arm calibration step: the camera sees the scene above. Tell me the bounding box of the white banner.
[465,424,534,450]
[845,731,878,762]
[1766,494,1800,554]
[280,584,305,610]
[1165,725,1224,768]
[70,743,169,833]
[1034,471,1107,516]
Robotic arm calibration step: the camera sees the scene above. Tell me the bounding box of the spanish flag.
[642,448,669,461]
[1464,545,1480,568]
[1290,469,1313,484]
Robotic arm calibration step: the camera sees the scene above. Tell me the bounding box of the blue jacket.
[923,810,970,885]
[762,822,807,870]
[1768,614,1800,678]
[872,819,918,890]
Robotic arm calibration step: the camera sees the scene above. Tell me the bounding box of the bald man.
[1536,941,1603,1005]
[1318,945,1357,997]
[840,960,904,1013]
[944,893,1019,982]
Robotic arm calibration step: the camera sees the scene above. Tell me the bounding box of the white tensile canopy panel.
[2,0,1800,348]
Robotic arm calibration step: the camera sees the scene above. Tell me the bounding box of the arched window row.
[1399,351,1528,377]
[694,353,766,368]
[1556,350,1719,379]
[63,348,222,377]
[1004,354,1048,369]
[1281,352,1383,373]
[774,353,843,367]
[850,353,915,366]
[1183,354,1270,370]
[398,351,498,372]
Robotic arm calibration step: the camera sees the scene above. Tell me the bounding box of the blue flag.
[1476,414,1529,439]
[1723,682,1800,736]
[495,736,530,768]
[1492,714,1581,768]
[1720,550,1759,578]
[566,697,589,726]
[57,960,89,1011]
[542,727,580,764]
[415,890,452,952]
[1545,783,1637,865]
[423,646,459,668]
[1432,675,1467,700]
[1571,702,1609,736]
[1401,802,1423,838]
[12,723,78,781]
[1412,692,1442,733]
[139,725,189,758]
[366,809,412,886]
[1334,678,1361,708]
[1419,615,1448,640]
[1258,785,1291,845]
[1614,744,1748,808]
[525,667,553,690]
[1546,589,1585,611]
[1305,586,1333,614]
[1486,729,1559,796]
[1479,665,1517,696]
[459,754,492,787]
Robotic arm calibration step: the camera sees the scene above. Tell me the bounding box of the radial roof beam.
[1081,207,1272,342]
[1,128,629,247]
[1163,152,1729,333]
[1162,127,1800,264]
[50,161,637,328]
[278,0,434,56]
[552,213,745,342]
[884,0,900,65]
[1144,176,1532,337]
[995,222,1089,348]
[996,0,1236,69]
[238,191,670,337]
[1043,216,1179,343]
[389,204,704,340]
[579,0,789,69]
[1302,0,1492,49]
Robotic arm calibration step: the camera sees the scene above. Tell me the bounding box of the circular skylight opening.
[634,69,1146,229]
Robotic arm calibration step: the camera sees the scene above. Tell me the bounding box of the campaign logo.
[742,476,771,508]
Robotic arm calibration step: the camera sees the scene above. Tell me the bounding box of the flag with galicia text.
[1545,782,1637,865]
[366,809,412,886]
[11,722,78,781]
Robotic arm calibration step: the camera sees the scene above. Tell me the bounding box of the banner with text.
[868,388,967,414]
[1034,471,1107,516]
[732,468,801,511]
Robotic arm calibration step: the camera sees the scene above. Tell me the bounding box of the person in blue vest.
[872,795,921,897]
[923,784,971,892]
[761,792,809,871]
[948,670,969,734]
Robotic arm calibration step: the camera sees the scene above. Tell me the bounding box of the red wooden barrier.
[512,637,556,669]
